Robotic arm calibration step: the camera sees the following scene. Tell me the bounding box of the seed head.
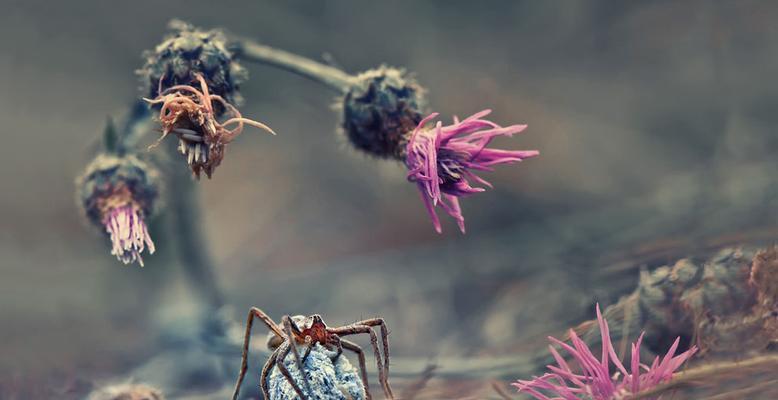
[341,66,427,159]
[76,154,160,266]
[405,110,538,233]
[138,19,247,109]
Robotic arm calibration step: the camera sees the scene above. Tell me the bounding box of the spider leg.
[352,318,391,391]
[351,318,393,399]
[282,315,313,397]
[340,338,371,400]
[329,333,344,360]
[331,325,392,399]
[232,307,286,400]
[260,346,282,400]
[302,335,314,362]
[276,341,309,400]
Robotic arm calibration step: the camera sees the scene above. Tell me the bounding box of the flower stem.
[167,145,225,310]
[700,378,778,400]
[627,354,778,399]
[231,36,355,93]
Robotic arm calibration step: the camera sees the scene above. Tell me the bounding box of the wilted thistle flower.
[341,66,426,159]
[138,19,246,106]
[77,154,159,266]
[405,110,538,233]
[513,305,697,400]
[145,73,275,179]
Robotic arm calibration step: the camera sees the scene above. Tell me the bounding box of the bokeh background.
[1,0,776,398]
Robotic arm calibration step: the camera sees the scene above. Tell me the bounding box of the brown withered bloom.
[145,73,275,178]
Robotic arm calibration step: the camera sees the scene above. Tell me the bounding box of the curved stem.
[627,354,778,399]
[231,36,355,93]
[167,150,225,310]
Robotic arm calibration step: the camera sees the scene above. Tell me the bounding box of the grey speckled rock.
[267,343,365,400]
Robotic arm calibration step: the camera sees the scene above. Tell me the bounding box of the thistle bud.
[138,19,247,108]
[341,66,427,159]
[76,154,160,266]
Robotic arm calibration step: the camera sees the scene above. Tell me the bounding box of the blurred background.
[0,0,776,398]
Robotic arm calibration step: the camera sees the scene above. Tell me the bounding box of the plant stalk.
[167,153,225,310]
[231,36,355,93]
[628,354,778,399]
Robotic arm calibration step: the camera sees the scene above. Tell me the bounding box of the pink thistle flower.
[77,154,160,267]
[103,204,155,267]
[513,305,697,400]
[405,109,538,233]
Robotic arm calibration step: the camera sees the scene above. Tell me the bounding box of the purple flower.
[405,109,538,233]
[103,204,156,266]
[513,305,697,400]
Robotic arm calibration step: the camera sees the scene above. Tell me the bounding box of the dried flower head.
[77,154,159,266]
[138,19,246,107]
[514,305,697,400]
[405,110,538,233]
[341,66,426,159]
[145,73,275,178]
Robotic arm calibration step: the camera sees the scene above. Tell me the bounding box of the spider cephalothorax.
[145,73,274,179]
[233,308,394,400]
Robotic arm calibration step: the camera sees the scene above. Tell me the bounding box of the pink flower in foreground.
[103,204,155,266]
[405,110,539,233]
[513,305,697,400]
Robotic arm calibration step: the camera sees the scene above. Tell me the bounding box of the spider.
[144,73,275,179]
[231,307,394,400]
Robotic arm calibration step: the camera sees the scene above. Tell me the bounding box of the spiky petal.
[513,304,697,400]
[405,110,538,233]
[103,205,155,267]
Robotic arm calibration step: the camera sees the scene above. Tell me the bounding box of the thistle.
[513,305,697,400]
[141,21,274,179]
[231,30,542,233]
[405,110,538,233]
[77,154,159,266]
[341,68,538,233]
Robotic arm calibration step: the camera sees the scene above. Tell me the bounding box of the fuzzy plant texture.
[138,19,247,108]
[341,66,426,159]
[514,305,696,400]
[76,153,160,266]
[267,343,365,400]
